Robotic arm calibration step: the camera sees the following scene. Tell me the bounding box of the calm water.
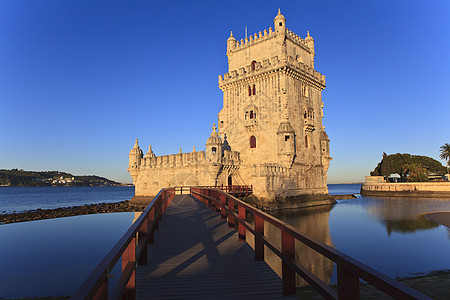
[0,186,135,214]
[0,184,449,297]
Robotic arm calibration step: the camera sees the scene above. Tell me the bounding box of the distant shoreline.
[0,184,134,187]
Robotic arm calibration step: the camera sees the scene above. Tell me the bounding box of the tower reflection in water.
[247,205,335,287]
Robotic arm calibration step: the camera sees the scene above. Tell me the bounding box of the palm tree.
[439,143,450,177]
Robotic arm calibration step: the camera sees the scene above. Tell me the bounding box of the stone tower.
[217,10,332,204]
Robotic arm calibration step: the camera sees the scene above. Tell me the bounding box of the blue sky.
[1,0,449,184]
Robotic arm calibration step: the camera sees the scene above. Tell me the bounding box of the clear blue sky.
[1,1,449,184]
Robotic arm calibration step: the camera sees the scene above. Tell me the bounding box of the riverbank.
[0,200,147,224]
[425,211,450,227]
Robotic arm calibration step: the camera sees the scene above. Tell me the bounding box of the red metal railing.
[175,185,252,195]
[72,188,175,300]
[190,187,430,300]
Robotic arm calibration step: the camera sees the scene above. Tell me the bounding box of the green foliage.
[370,153,446,181]
[440,143,450,175]
[404,163,429,182]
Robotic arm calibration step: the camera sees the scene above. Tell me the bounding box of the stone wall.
[361,182,450,198]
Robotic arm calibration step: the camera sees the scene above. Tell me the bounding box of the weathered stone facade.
[128,10,332,205]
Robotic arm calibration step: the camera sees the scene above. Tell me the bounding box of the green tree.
[440,143,450,175]
[404,163,429,182]
[370,153,446,181]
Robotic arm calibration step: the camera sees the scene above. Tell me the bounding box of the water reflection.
[0,213,135,298]
[250,205,335,287]
[362,197,445,235]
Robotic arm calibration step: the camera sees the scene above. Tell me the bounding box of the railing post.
[228,199,235,228]
[138,217,148,265]
[238,204,246,241]
[92,273,108,300]
[154,201,160,230]
[281,230,296,295]
[254,215,264,261]
[215,191,220,212]
[148,208,155,244]
[122,236,136,300]
[337,263,360,300]
[220,193,227,219]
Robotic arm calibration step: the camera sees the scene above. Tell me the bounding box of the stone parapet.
[361,182,450,198]
[218,57,325,88]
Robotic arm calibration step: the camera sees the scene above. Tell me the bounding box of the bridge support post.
[220,194,227,219]
[215,191,220,212]
[337,264,360,300]
[228,199,235,228]
[282,230,296,295]
[238,204,246,241]
[254,215,264,261]
[138,218,148,265]
[148,208,155,244]
[122,237,136,300]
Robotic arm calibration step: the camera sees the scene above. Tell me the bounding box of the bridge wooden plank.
[135,195,297,299]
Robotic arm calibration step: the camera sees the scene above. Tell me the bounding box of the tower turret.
[227,31,236,53]
[206,123,222,163]
[206,123,223,185]
[128,139,143,184]
[274,9,286,44]
[144,144,156,158]
[305,31,315,53]
[129,139,143,168]
[277,121,296,168]
[305,31,315,67]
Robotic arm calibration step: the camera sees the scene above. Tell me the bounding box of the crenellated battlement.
[218,55,325,87]
[140,151,207,168]
[228,27,311,54]
[129,147,241,170]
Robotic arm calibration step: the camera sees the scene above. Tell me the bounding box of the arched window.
[248,86,252,96]
[305,135,309,148]
[212,147,217,153]
[249,110,254,119]
[251,60,256,71]
[250,136,256,148]
[252,84,256,95]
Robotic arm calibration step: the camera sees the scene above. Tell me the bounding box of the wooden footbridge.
[73,186,430,299]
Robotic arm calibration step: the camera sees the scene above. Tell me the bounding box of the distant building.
[128,10,332,206]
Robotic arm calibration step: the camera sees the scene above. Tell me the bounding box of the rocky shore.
[0,201,148,225]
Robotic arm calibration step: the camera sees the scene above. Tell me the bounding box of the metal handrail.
[72,188,175,299]
[191,187,430,300]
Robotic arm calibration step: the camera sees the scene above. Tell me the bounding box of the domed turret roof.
[274,9,286,22]
[320,130,329,140]
[221,133,231,152]
[206,123,222,146]
[277,121,295,134]
[227,31,236,42]
[144,144,156,158]
[130,139,143,156]
[305,30,314,41]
